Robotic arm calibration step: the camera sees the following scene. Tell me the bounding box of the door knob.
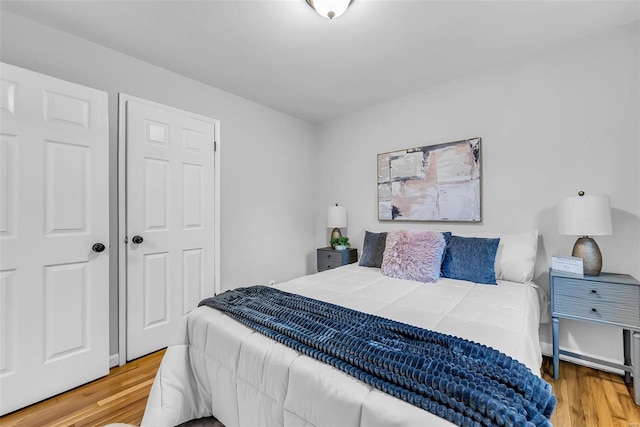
[132,235,144,244]
[92,243,106,253]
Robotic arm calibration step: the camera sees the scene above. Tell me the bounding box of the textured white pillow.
[494,230,538,283]
[457,230,538,283]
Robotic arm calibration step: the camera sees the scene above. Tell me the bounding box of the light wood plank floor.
[1,352,638,426]
[0,350,166,427]
[541,358,640,427]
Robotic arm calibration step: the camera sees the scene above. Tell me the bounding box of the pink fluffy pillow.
[381,230,446,283]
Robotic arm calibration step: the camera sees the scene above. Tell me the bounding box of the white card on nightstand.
[551,255,584,277]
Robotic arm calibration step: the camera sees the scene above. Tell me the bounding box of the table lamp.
[557,191,612,276]
[327,203,347,246]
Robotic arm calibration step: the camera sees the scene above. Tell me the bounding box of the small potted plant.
[331,236,351,251]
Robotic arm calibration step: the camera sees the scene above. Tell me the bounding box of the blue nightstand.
[550,269,640,404]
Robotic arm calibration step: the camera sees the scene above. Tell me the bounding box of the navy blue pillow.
[441,236,500,284]
[440,232,452,274]
[359,231,387,268]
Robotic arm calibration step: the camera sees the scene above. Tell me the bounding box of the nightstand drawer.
[553,295,640,326]
[553,277,640,303]
[317,247,358,272]
[317,260,344,271]
[552,277,640,328]
[317,250,343,264]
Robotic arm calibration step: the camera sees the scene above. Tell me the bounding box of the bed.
[142,230,552,427]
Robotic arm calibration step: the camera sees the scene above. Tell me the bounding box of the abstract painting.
[378,138,481,222]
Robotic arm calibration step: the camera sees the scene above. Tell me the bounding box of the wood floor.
[0,350,165,427]
[541,358,640,427]
[1,352,638,427]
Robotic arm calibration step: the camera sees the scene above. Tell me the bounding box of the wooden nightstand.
[550,269,640,404]
[317,247,358,272]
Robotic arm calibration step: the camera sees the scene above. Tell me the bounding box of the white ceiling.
[2,0,639,123]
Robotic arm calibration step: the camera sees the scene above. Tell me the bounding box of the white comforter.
[142,264,544,427]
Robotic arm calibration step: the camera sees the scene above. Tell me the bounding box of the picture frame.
[377,137,482,222]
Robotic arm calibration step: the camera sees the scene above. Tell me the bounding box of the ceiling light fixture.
[306,0,354,19]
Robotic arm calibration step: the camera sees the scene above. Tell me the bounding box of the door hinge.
[214,140,217,152]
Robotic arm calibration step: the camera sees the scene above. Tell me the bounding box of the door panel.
[182,248,204,314]
[0,62,109,415]
[44,262,88,360]
[45,141,89,233]
[125,98,216,361]
[143,158,169,230]
[182,163,203,228]
[0,269,16,377]
[0,135,17,237]
[44,90,90,128]
[143,251,169,328]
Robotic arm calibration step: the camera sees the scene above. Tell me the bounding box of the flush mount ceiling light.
[306,0,354,19]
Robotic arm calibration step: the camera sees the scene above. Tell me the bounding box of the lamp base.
[572,236,603,276]
[330,228,342,247]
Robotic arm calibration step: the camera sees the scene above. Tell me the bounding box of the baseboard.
[109,353,120,368]
[539,340,626,376]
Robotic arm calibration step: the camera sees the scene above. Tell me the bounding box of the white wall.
[0,11,318,357]
[313,22,640,366]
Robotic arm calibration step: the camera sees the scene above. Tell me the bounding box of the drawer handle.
[590,289,597,294]
[327,255,332,258]
[591,308,597,313]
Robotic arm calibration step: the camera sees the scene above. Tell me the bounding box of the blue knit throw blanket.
[199,286,556,427]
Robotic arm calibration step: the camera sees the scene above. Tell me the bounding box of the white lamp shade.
[327,205,347,228]
[307,0,352,19]
[557,194,612,236]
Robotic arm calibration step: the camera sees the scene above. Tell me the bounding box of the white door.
[123,97,216,361]
[0,63,109,415]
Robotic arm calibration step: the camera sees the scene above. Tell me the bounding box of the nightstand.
[550,269,640,404]
[317,247,358,272]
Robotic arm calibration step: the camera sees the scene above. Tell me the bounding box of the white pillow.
[457,230,538,283]
[494,230,538,283]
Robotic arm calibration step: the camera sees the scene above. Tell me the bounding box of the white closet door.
[123,97,216,361]
[0,62,109,415]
